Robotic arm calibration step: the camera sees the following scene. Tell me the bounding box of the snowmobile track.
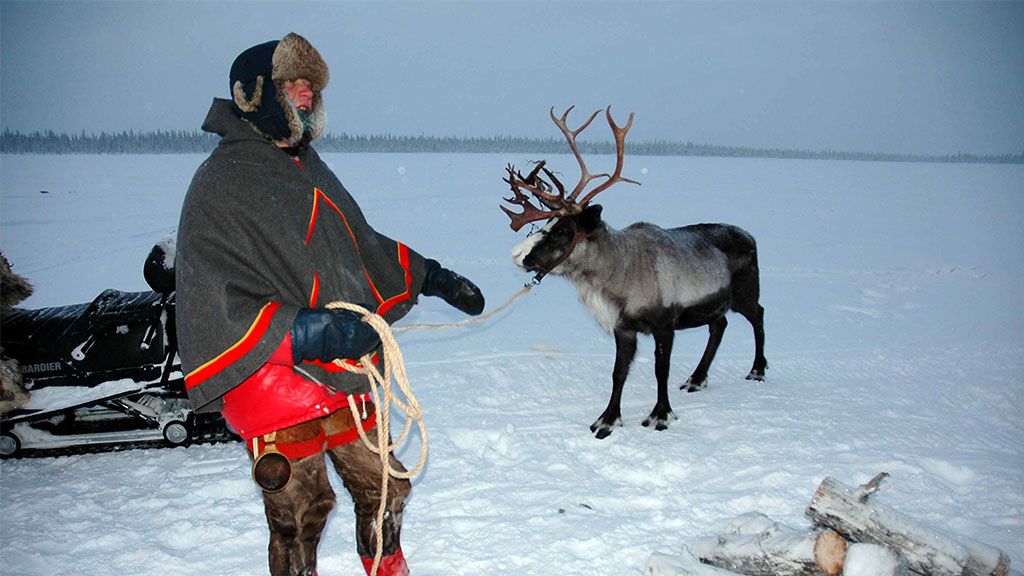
[2,427,240,459]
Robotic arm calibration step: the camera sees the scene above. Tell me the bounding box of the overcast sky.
[2,1,1022,156]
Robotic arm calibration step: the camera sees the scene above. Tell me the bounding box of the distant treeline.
[2,128,1021,165]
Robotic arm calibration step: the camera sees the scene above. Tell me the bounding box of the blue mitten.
[290,307,381,363]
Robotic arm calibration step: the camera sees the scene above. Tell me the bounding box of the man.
[176,33,484,576]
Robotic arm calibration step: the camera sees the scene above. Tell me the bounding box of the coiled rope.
[326,283,531,575]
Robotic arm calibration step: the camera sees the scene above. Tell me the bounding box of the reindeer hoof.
[682,378,707,393]
[590,416,622,439]
[745,370,765,381]
[642,411,677,431]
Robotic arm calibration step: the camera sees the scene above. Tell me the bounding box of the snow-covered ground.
[1,153,1022,575]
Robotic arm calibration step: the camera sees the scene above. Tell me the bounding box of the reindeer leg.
[741,303,767,380]
[731,260,767,381]
[683,315,727,392]
[643,329,678,430]
[591,329,636,439]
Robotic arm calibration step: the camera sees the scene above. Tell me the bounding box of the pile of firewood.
[645,473,1011,576]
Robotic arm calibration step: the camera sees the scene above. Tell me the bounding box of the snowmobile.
[0,240,237,458]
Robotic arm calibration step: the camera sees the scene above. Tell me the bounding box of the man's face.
[283,79,313,111]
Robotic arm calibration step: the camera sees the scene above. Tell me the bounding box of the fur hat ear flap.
[232,76,264,113]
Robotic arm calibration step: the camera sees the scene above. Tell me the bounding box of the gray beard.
[297,109,315,142]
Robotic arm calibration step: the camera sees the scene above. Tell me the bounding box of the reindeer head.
[504,106,640,282]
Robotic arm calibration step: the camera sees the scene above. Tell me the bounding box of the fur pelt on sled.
[1,251,33,308]
[1,251,33,414]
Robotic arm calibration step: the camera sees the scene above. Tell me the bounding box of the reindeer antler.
[501,163,565,231]
[502,106,640,232]
[575,107,641,205]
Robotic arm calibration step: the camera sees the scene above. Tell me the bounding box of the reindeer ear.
[578,204,604,233]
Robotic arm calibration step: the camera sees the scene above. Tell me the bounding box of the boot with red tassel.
[360,548,409,576]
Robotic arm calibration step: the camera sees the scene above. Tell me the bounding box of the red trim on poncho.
[185,301,281,391]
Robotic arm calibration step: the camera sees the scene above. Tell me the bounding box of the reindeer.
[503,107,767,439]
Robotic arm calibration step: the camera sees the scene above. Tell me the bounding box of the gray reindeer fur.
[555,222,733,332]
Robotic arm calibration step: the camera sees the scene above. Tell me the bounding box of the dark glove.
[422,259,485,315]
[290,307,381,364]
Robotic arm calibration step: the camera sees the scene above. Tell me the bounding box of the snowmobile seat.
[143,239,175,295]
[1,290,168,382]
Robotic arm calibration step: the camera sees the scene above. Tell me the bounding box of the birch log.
[806,474,1010,576]
[645,548,746,576]
[690,512,847,576]
[841,543,910,576]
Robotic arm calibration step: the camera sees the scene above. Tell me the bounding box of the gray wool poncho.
[176,98,426,413]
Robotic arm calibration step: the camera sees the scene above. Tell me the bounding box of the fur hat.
[229,33,329,147]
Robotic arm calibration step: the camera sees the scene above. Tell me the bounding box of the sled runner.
[0,240,237,458]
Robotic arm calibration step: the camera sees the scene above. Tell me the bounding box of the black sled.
[0,239,236,458]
